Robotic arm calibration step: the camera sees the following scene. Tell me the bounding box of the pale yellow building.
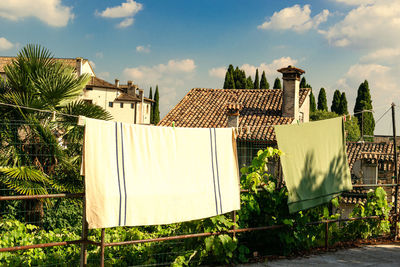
[0,56,153,124]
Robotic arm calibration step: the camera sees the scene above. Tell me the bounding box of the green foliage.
[253,69,260,89]
[273,77,281,89]
[310,110,360,141]
[309,90,316,112]
[153,85,160,124]
[234,67,247,89]
[317,88,328,111]
[223,65,235,89]
[149,87,154,124]
[344,187,391,239]
[310,110,338,121]
[246,76,253,89]
[338,92,348,115]
[300,77,312,89]
[354,80,375,137]
[331,90,342,114]
[260,71,269,89]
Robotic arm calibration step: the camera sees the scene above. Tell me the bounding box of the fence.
[0,117,399,266]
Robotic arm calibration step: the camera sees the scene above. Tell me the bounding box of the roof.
[0,56,89,73]
[86,76,120,90]
[115,93,140,102]
[341,142,399,204]
[158,88,310,141]
[346,142,399,172]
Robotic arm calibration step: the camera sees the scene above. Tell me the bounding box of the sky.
[0,0,399,134]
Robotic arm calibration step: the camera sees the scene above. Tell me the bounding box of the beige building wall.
[81,61,95,76]
[298,92,310,123]
[78,87,152,124]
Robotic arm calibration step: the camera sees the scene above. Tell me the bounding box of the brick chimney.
[115,79,120,88]
[127,80,133,87]
[226,103,242,127]
[277,65,305,120]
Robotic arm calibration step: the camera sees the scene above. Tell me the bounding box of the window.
[146,104,149,113]
[131,103,134,109]
[83,99,93,104]
[120,103,124,108]
[109,102,113,107]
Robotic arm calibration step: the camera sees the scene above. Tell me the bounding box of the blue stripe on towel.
[213,128,223,214]
[209,128,219,214]
[120,123,127,226]
[115,122,122,226]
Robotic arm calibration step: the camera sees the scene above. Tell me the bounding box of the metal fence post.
[325,221,329,250]
[392,103,399,240]
[100,228,105,267]
[80,185,88,267]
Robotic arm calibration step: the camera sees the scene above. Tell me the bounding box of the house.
[158,65,310,169]
[340,142,400,217]
[0,56,153,124]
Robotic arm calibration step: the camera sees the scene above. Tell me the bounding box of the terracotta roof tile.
[115,93,140,102]
[86,76,120,90]
[158,88,310,141]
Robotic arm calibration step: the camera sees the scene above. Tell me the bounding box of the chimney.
[226,103,242,127]
[76,57,83,76]
[277,65,305,121]
[127,80,133,88]
[138,89,144,102]
[115,79,119,87]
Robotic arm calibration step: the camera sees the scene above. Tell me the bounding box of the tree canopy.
[317,88,328,111]
[260,71,269,89]
[354,80,375,137]
[273,78,281,89]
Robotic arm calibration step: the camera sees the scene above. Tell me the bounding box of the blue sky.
[0,0,399,134]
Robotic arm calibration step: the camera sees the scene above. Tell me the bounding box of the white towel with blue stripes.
[82,118,241,229]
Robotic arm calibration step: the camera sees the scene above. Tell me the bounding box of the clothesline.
[0,101,79,118]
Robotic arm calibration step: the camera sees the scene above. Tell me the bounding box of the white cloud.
[136,45,151,53]
[0,0,74,27]
[208,67,227,79]
[361,48,400,63]
[117,17,134,28]
[97,0,142,28]
[240,57,298,81]
[97,0,142,18]
[321,1,400,48]
[123,59,196,114]
[334,62,397,133]
[258,4,329,33]
[0,37,14,50]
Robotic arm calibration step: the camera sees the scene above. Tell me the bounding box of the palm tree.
[0,45,111,221]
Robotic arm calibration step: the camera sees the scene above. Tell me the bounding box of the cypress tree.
[310,90,316,112]
[254,69,260,89]
[317,88,328,111]
[223,70,235,89]
[331,90,341,114]
[273,77,281,89]
[246,76,253,89]
[235,69,247,89]
[149,87,153,124]
[153,85,160,124]
[354,80,375,137]
[338,92,348,115]
[300,77,307,88]
[260,71,269,89]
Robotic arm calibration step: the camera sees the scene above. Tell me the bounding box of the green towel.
[274,117,352,213]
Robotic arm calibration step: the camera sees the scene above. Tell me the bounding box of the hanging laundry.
[82,118,241,229]
[274,117,352,213]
